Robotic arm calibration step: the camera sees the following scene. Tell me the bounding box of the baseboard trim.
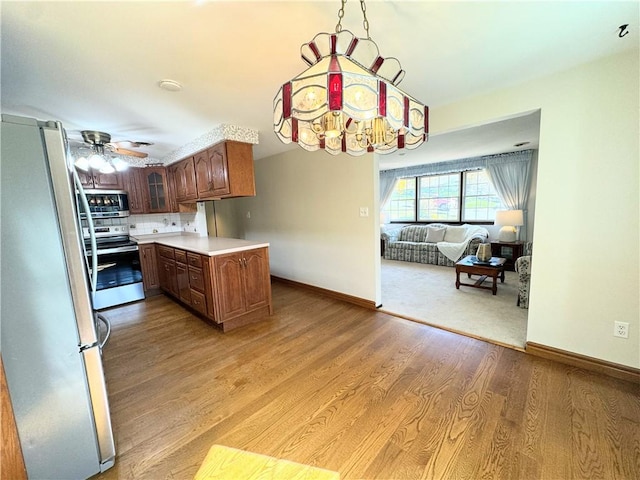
[271,276,377,310]
[526,342,640,384]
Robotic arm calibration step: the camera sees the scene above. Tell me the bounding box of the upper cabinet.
[120,141,255,213]
[194,141,255,200]
[122,168,145,214]
[141,167,170,213]
[78,169,124,190]
[169,157,198,203]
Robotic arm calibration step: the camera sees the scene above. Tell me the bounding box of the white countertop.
[132,234,269,256]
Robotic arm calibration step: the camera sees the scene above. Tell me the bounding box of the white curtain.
[485,157,532,240]
[379,170,398,212]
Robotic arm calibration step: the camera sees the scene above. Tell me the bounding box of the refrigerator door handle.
[96,313,111,349]
[73,169,98,294]
[42,126,98,347]
[82,345,116,470]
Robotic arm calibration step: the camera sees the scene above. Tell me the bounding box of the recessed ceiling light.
[514,141,530,147]
[158,79,182,92]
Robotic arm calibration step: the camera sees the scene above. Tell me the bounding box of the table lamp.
[495,210,524,242]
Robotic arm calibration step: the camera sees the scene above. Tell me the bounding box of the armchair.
[514,255,531,308]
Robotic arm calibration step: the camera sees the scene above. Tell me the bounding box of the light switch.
[359,207,369,217]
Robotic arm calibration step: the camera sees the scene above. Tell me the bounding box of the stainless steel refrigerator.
[1,115,116,478]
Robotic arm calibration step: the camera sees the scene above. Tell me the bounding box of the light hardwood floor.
[93,282,639,480]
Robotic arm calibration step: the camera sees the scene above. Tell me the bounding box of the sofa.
[382,223,489,267]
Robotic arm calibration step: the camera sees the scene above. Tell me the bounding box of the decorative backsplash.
[128,203,208,236]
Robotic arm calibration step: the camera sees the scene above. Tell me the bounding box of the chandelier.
[274,0,428,156]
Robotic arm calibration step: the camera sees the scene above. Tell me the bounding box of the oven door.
[92,245,144,310]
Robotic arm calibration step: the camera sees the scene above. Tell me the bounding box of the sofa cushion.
[398,225,428,242]
[443,225,468,243]
[425,226,446,243]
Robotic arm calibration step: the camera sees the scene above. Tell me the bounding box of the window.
[387,178,416,222]
[385,170,503,223]
[418,173,460,221]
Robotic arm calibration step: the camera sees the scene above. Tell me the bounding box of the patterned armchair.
[515,252,532,308]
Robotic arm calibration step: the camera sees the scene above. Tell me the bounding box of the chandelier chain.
[335,0,371,39]
[335,0,345,33]
[359,0,370,39]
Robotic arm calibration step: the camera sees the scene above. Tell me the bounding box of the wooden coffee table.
[455,255,506,295]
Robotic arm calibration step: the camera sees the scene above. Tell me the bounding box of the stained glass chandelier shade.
[274,29,429,156]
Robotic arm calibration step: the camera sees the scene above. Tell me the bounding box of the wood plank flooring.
[93,282,639,480]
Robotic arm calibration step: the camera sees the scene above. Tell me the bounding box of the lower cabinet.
[139,244,159,292]
[155,245,272,331]
[213,248,271,323]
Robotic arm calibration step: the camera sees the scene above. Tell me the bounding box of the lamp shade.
[495,210,524,227]
[495,209,524,242]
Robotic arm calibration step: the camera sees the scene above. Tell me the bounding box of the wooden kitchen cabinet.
[157,246,178,297]
[141,167,170,213]
[213,247,271,323]
[170,158,198,203]
[122,168,145,214]
[176,261,191,305]
[77,168,124,190]
[154,243,272,331]
[194,141,255,199]
[139,244,159,292]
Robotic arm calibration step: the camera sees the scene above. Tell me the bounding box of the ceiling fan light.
[99,162,115,174]
[88,153,106,169]
[74,156,90,171]
[112,157,129,172]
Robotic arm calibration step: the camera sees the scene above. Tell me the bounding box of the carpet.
[380,259,527,349]
[194,445,340,480]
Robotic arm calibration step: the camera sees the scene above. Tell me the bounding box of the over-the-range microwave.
[79,190,130,218]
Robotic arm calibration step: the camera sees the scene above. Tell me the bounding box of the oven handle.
[73,169,98,294]
[94,245,139,256]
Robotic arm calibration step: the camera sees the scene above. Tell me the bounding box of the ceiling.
[1,1,636,168]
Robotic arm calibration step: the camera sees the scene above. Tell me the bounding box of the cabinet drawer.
[190,289,207,315]
[157,245,175,259]
[188,266,205,292]
[187,252,202,268]
[174,249,187,264]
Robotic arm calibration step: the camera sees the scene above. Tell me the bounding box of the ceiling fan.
[80,130,151,159]
[72,130,154,173]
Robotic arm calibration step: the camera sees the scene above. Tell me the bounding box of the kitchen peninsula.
[134,234,272,331]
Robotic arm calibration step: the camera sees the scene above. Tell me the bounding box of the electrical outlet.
[359,207,369,217]
[614,321,629,338]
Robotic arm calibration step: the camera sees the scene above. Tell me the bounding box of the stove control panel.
[83,225,130,239]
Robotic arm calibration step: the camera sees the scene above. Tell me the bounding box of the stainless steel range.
[82,214,144,311]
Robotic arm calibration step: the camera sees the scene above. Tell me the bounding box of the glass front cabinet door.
[143,168,170,213]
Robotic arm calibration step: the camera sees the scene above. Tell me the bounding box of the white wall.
[433,49,639,368]
[240,49,638,369]
[237,148,380,303]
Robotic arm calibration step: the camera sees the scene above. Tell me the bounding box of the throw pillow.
[425,226,446,243]
[444,225,468,243]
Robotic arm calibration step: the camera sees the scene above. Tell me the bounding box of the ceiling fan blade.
[112,147,148,158]
[116,140,154,148]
